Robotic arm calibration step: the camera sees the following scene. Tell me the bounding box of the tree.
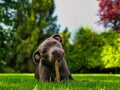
[14,0,59,73]
[0,0,17,72]
[66,27,104,73]
[98,0,120,32]
[0,0,59,73]
[101,30,120,69]
[0,30,7,72]
[66,26,120,73]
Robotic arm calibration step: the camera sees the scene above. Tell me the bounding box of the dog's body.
[32,35,73,82]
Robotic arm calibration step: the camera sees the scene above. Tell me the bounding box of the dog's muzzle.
[49,48,64,62]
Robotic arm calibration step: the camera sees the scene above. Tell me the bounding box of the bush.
[2,67,16,73]
[65,27,120,73]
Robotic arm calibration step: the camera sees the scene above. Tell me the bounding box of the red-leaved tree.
[98,0,120,32]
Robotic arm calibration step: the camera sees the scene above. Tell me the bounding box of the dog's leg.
[39,66,50,82]
[34,65,39,79]
[59,60,73,81]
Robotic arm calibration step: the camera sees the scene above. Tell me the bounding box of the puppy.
[32,34,73,82]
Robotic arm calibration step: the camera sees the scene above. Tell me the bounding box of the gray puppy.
[32,34,73,82]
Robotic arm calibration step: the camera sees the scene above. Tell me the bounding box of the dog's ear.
[32,49,41,64]
[52,34,62,43]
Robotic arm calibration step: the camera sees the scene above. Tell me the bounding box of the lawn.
[0,74,120,90]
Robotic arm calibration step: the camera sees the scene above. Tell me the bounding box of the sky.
[54,0,105,34]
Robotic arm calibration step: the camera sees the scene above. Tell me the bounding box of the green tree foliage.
[0,30,7,71]
[0,0,17,72]
[67,27,120,73]
[101,30,120,68]
[0,0,59,73]
[61,28,71,50]
[67,27,104,73]
[60,28,72,69]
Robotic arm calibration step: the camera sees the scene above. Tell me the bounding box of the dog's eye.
[42,49,46,54]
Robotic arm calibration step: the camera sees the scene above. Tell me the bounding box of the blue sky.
[54,0,105,33]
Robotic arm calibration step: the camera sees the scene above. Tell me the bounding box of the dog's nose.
[52,50,57,56]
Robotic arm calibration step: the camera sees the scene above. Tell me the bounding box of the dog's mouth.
[49,55,63,62]
[48,52,64,63]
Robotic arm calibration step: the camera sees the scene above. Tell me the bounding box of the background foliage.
[0,0,59,73]
[64,27,120,73]
[0,0,120,73]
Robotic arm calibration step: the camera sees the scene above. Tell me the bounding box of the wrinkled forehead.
[43,38,60,45]
[38,37,63,50]
[46,38,58,42]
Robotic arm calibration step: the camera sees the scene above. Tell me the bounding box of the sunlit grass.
[0,74,120,90]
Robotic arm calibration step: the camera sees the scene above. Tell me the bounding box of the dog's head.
[32,35,65,64]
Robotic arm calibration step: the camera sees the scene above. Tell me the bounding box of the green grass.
[0,74,120,90]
